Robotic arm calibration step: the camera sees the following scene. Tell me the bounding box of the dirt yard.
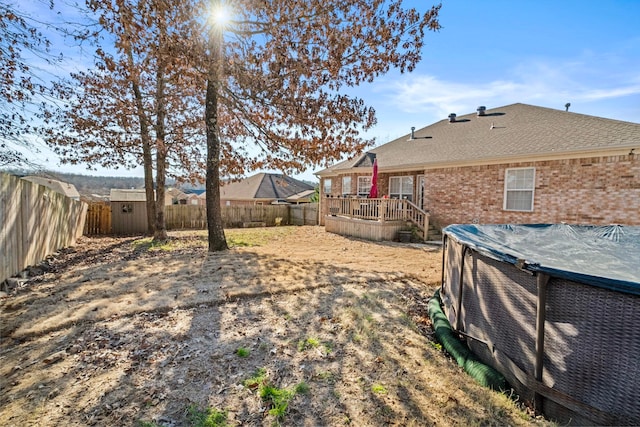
[0,226,549,426]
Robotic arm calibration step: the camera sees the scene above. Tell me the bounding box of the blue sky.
[361,0,640,143]
[20,0,640,182]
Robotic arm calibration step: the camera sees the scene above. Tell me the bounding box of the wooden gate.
[84,202,112,235]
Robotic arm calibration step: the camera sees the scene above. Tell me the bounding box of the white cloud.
[579,85,640,101]
[380,58,640,118]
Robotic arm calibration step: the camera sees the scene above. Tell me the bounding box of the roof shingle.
[220,173,314,200]
[318,103,640,175]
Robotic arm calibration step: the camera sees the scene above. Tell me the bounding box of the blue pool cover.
[443,224,640,296]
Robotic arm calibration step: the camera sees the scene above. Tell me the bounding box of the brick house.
[166,187,189,204]
[316,103,640,237]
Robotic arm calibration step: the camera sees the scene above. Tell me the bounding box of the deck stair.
[425,224,443,242]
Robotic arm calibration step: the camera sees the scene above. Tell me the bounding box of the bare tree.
[0,1,62,167]
[41,0,440,250]
[202,0,441,250]
[43,0,205,240]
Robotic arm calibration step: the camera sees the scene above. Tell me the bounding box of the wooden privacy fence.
[290,203,318,226]
[220,204,291,228]
[83,202,319,235]
[164,205,208,229]
[164,204,293,229]
[1,172,87,283]
[169,203,319,228]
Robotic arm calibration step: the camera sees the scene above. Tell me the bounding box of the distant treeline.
[2,169,149,197]
[3,168,317,198]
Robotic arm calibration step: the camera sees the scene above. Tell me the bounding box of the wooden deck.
[324,198,430,242]
[325,215,407,242]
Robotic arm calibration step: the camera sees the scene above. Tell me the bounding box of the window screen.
[389,176,413,201]
[342,176,351,195]
[504,167,535,211]
[357,176,371,197]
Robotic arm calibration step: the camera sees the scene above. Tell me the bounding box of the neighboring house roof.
[287,189,316,203]
[21,176,81,200]
[184,188,205,196]
[317,103,640,176]
[166,187,186,198]
[220,173,315,201]
[166,187,188,203]
[110,189,147,202]
[110,188,195,205]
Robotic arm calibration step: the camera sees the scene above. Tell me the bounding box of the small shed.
[110,189,148,234]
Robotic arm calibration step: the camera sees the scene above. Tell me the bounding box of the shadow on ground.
[0,228,545,427]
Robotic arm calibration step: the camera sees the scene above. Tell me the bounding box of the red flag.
[368,158,378,198]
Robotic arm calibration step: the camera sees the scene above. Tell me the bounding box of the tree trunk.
[142,152,156,234]
[134,80,156,236]
[205,24,228,252]
[124,37,156,235]
[153,149,168,241]
[153,58,168,242]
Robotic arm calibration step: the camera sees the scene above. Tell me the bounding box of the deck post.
[379,199,387,221]
[423,213,429,241]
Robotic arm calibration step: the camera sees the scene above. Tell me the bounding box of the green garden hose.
[428,290,507,390]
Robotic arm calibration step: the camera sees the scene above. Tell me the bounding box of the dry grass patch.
[0,226,551,426]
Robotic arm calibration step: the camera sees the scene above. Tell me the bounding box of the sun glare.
[212,4,230,27]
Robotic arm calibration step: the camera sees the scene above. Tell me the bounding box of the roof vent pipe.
[410,126,415,140]
[477,106,486,116]
[448,113,457,123]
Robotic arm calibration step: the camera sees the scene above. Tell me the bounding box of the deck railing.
[325,197,429,239]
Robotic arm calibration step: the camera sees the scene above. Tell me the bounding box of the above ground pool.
[440,224,640,426]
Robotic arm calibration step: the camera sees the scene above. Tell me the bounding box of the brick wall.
[424,155,640,228]
[322,173,375,197]
[319,171,421,225]
[321,171,416,199]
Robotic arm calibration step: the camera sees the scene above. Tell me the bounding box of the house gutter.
[320,146,638,176]
[315,166,376,178]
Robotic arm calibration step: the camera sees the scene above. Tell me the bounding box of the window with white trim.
[389,176,413,201]
[342,176,351,195]
[504,167,535,211]
[323,178,332,194]
[357,176,371,197]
